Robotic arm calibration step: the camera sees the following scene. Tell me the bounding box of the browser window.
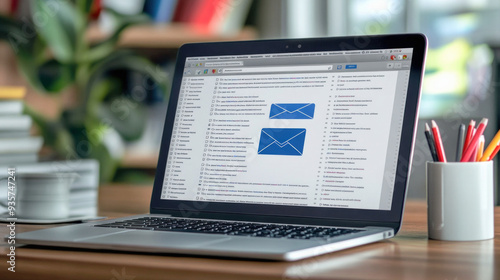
[161,49,413,211]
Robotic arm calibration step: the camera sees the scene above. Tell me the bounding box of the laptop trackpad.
[82,230,231,249]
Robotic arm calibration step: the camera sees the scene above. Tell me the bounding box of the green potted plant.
[0,0,168,181]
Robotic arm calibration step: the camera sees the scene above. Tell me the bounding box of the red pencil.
[431,120,447,162]
[461,118,488,162]
[462,119,475,155]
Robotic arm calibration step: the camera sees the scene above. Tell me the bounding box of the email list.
[162,63,410,211]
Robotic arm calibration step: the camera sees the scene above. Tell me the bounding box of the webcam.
[285,44,302,49]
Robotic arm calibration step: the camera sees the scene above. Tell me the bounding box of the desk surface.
[1,184,499,280]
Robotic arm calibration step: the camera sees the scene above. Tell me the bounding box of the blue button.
[346,64,357,69]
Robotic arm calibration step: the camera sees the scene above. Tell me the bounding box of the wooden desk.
[1,184,499,280]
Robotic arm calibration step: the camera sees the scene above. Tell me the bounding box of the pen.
[480,128,500,161]
[431,120,447,162]
[456,123,465,161]
[425,123,439,162]
[462,120,476,156]
[461,118,488,162]
[476,135,485,162]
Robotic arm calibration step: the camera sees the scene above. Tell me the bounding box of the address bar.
[222,65,333,74]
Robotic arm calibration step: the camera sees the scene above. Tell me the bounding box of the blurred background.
[1,0,499,203]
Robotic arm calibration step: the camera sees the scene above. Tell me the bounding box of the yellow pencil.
[480,129,500,161]
[476,135,485,162]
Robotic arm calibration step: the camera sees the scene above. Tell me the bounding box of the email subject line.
[320,71,398,209]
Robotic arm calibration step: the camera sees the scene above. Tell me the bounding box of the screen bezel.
[149,34,427,230]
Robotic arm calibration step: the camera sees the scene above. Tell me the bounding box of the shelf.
[120,152,159,169]
[87,23,258,49]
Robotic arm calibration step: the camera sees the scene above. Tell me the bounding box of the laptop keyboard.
[95,217,362,240]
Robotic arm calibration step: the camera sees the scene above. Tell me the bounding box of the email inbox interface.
[162,49,412,211]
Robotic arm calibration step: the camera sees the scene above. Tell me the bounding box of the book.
[0,100,24,115]
[0,136,42,154]
[218,0,253,35]
[0,159,100,216]
[0,130,30,138]
[0,86,26,99]
[0,153,38,165]
[0,86,39,166]
[172,0,201,22]
[173,0,251,35]
[0,159,100,189]
[0,115,32,131]
[70,190,99,206]
[185,0,230,33]
[144,0,178,23]
[99,0,146,33]
[69,189,98,216]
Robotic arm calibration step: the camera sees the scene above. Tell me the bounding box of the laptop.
[13,33,427,261]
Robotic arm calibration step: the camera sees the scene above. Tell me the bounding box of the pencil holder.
[426,161,495,241]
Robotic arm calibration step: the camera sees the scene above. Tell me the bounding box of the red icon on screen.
[390,55,396,60]
[212,69,216,74]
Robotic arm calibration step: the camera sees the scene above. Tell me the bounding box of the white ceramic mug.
[427,161,495,241]
[14,173,79,220]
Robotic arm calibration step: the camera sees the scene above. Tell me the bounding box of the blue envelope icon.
[269,103,315,119]
[258,128,306,156]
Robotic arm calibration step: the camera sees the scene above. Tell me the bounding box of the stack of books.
[0,160,100,217]
[0,87,43,165]
[0,87,100,218]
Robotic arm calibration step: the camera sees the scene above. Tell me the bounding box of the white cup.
[427,161,495,241]
[15,173,79,220]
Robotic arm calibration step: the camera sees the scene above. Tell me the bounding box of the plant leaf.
[86,78,115,116]
[24,105,75,157]
[23,105,55,144]
[0,16,50,91]
[37,59,75,93]
[97,100,147,141]
[85,50,169,100]
[76,0,95,15]
[86,9,151,62]
[81,51,168,141]
[32,0,85,62]
[83,120,121,182]
[88,140,119,182]
[53,128,76,158]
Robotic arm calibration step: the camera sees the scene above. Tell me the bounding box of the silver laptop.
[13,34,427,261]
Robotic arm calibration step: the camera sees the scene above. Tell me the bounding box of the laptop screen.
[163,49,412,210]
[151,35,426,224]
